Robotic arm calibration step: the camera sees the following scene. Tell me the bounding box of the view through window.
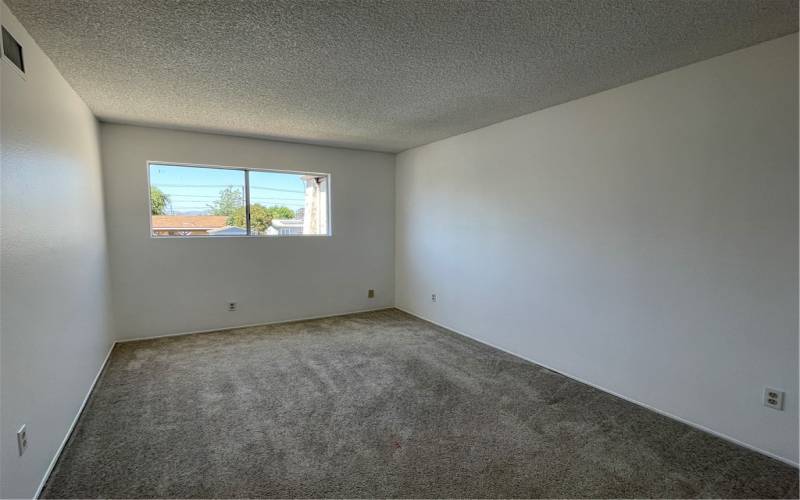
[148,163,330,237]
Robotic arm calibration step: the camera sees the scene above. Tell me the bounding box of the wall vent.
[2,26,24,73]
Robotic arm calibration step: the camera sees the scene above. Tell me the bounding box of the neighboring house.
[267,219,304,236]
[300,175,328,235]
[207,226,247,236]
[151,215,232,236]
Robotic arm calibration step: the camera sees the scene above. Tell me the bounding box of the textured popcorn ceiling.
[5,0,798,152]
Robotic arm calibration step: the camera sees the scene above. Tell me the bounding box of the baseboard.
[34,342,116,499]
[115,306,396,343]
[394,306,799,469]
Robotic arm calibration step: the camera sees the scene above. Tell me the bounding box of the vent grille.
[2,26,24,73]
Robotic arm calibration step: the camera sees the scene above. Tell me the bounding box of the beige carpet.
[42,309,798,498]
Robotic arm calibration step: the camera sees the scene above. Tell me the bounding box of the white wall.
[396,34,799,464]
[0,3,115,497]
[101,124,395,340]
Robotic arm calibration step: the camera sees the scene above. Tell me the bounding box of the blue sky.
[149,164,306,214]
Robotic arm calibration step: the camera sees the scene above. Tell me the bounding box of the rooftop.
[151,215,228,230]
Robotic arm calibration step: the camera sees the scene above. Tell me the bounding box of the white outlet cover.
[764,387,785,411]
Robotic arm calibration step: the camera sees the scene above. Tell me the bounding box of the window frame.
[146,160,332,239]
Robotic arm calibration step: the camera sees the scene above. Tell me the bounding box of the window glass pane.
[149,164,246,237]
[248,171,329,236]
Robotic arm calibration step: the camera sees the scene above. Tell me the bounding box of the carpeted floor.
[43,309,798,498]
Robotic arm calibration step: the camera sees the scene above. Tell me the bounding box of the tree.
[267,206,295,220]
[209,186,243,216]
[227,204,295,234]
[150,186,170,215]
[228,204,270,233]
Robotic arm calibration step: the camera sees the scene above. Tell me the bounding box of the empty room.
[1,0,798,498]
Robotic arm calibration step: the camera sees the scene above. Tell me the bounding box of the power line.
[153,183,304,194]
[166,194,304,202]
[166,200,304,205]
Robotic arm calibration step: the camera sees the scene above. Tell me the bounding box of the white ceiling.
[6,0,798,152]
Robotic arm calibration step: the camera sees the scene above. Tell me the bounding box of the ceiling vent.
[2,26,25,73]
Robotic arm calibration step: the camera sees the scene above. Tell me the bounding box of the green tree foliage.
[267,206,295,220]
[150,186,170,215]
[227,204,295,233]
[209,187,244,216]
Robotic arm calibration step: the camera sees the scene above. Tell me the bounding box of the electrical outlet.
[431,293,437,302]
[17,425,27,456]
[368,289,375,298]
[227,302,237,312]
[764,388,785,411]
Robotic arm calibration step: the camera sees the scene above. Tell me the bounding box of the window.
[148,163,330,237]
